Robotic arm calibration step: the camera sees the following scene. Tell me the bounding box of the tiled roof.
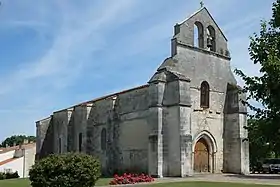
[0,143,36,155]
[0,158,19,166]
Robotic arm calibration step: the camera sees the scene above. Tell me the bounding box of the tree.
[235,0,280,157]
[247,119,273,165]
[0,135,36,147]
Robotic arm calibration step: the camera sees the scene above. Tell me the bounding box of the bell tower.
[171,6,230,58]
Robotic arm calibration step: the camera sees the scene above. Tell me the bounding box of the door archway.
[194,138,209,173]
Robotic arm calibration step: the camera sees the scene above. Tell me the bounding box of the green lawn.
[0,178,112,187]
[0,178,276,187]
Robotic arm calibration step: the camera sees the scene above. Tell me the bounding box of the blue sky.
[0,0,275,141]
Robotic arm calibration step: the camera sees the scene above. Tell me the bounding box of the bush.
[109,173,154,185]
[5,171,19,179]
[29,152,101,187]
[0,172,5,180]
[0,171,19,180]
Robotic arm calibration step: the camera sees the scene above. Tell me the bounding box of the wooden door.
[194,138,209,172]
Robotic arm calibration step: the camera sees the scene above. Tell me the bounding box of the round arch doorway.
[194,138,210,173]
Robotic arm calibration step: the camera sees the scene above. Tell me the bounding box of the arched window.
[101,128,107,151]
[194,21,204,48]
[78,133,82,152]
[200,81,210,108]
[206,25,216,52]
[58,138,62,153]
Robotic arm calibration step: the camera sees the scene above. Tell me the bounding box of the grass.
[0,178,276,187]
[0,178,112,187]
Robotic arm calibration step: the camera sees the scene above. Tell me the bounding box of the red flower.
[109,173,154,185]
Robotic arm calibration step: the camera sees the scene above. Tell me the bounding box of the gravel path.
[157,174,280,186]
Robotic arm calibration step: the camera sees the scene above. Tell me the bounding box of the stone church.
[36,6,250,177]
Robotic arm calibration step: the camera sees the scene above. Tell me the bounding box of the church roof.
[177,6,228,42]
[78,84,149,106]
[52,84,149,114]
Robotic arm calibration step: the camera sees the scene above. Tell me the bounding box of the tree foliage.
[0,135,36,147]
[29,153,101,187]
[235,0,280,157]
[247,119,273,164]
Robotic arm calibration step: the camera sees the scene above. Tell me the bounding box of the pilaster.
[223,84,249,175]
[162,70,192,177]
[147,81,165,178]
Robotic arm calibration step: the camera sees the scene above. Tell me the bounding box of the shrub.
[5,171,19,179]
[109,173,154,185]
[0,172,5,180]
[0,171,19,180]
[29,152,101,187]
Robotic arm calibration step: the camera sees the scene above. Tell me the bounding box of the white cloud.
[0,0,274,139]
[0,0,145,138]
[0,0,143,95]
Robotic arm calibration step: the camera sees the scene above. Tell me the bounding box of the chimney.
[13,142,16,147]
[5,143,9,148]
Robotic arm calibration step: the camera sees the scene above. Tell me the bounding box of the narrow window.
[194,21,204,48]
[200,81,210,108]
[101,128,107,151]
[58,138,62,153]
[79,133,82,152]
[206,25,216,52]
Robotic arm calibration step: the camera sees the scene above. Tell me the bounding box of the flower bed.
[109,173,154,185]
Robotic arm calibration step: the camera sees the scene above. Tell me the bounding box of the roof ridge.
[52,84,149,114]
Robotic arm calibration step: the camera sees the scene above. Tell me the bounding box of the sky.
[0,0,276,141]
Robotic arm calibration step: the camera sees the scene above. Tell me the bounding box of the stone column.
[73,104,92,152]
[147,80,165,178]
[162,71,192,177]
[178,79,193,176]
[35,116,52,159]
[223,84,250,175]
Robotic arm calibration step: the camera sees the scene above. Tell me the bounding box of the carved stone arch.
[192,130,217,173]
[192,130,217,153]
[194,21,204,48]
[206,25,216,52]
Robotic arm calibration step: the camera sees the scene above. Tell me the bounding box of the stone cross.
[200,0,204,8]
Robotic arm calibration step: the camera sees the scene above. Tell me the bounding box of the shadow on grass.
[224,174,280,180]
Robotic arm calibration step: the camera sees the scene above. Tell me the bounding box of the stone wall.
[190,87,224,173]
[24,145,36,178]
[171,43,237,175]
[36,117,54,159]
[86,97,115,174]
[73,85,150,175]
[36,85,151,175]
[116,86,150,173]
[52,109,73,154]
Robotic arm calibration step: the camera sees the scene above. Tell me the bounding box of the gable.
[178,7,227,41]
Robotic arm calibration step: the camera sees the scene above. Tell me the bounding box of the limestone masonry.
[36,7,250,177]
